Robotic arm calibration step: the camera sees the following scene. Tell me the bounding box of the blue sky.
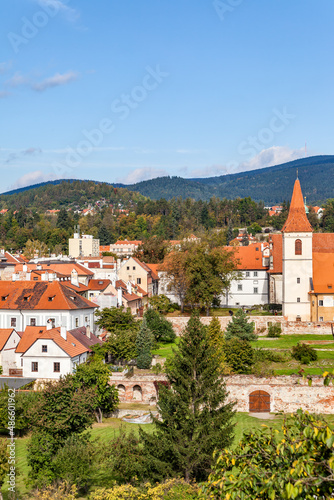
[1,0,334,191]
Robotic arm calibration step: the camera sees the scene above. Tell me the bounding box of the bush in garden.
[292,342,317,364]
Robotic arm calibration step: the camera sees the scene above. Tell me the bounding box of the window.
[21,358,23,367]
[137,278,141,285]
[10,318,16,328]
[54,362,60,372]
[85,316,88,323]
[319,317,324,322]
[245,271,250,277]
[33,277,38,281]
[31,362,38,372]
[319,300,324,306]
[75,318,79,327]
[297,277,300,284]
[254,288,258,294]
[237,284,242,291]
[126,266,130,270]
[253,271,258,277]
[295,239,302,255]
[30,318,36,326]
[42,345,47,353]
[297,297,300,303]
[133,266,136,270]
[48,296,55,302]
[1,295,8,301]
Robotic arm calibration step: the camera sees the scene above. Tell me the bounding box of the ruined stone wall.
[110,373,334,414]
[167,316,333,336]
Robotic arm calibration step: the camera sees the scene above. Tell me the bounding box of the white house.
[0,281,97,332]
[0,329,22,375]
[16,325,102,380]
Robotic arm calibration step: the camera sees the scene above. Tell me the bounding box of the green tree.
[23,239,49,259]
[56,208,71,230]
[148,294,172,314]
[74,360,119,423]
[161,248,188,313]
[144,309,176,343]
[225,308,257,341]
[224,338,255,373]
[136,318,154,369]
[98,224,110,245]
[226,220,234,245]
[133,236,168,263]
[140,312,235,482]
[204,410,334,500]
[0,438,9,500]
[207,316,225,368]
[95,307,137,334]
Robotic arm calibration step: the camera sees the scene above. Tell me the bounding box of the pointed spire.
[282,179,313,233]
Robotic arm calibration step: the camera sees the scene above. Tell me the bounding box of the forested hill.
[116,155,334,204]
[0,180,145,211]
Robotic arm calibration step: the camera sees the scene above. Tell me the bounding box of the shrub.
[144,309,176,343]
[224,338,255,374]
[267,322,282,338]
[253,348,286,363]
[292,342,318,363]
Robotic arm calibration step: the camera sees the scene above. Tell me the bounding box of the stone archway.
[117,384,126,400]
[133,385,143,401]
[249,390,270,412]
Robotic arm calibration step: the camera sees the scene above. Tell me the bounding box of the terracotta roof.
[312,252,334,293]
[145,263,159,280]
[227,243,269,270]
[123,292,141,302]
[312,233,334,253]
[14,262,94,277]
[0,281,96,310]
[269,234,283,274]
[87,279,111,291]
[17,326,90,357]
[63,282,89,293]
[113,240,142,246]
[282,179,313,233]
[68,326,102,349]
[0,329,15,350]
[4,252,22,265]
[132,258,159,280]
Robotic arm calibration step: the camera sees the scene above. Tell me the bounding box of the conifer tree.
[208,316,225,368]
[140,311,235,482]
[225,308,257,341]
[136,318,153,369]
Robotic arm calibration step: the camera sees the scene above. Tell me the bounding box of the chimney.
[23,264,27,272]
[26,272,31,281]
[127,281,132,295]
[60,326,67,340]
[117,258,121,271]
[46,319,52,330]
[117,288,123,307]
[86,324,91,339]
[71,270,79,287]
[49,272,54,282]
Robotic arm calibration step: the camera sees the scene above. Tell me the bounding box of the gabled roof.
[15,262,94,277]
[227,243,269,270]
[16,326,90,358]
[87,279,112,291]
[68,327,102,349]
[0,329,15,350]
[0,281,96,310]
[312,252,334,294]
[268,234,283,274]
[282,179,313,233]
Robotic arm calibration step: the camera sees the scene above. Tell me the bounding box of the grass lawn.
[2,412,334,499]
[152,338,179,360]
[251,334,334,349]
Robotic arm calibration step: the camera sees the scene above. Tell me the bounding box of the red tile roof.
[0,329,15,350]
[16,326,90,357]
[312,252,334,293]
[227,243,269,270]
[0,281,96,310]
[269,234,283,274]
[87,279,111,291]
[282,179,313,233]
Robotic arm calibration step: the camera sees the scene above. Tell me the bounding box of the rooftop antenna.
[296,168,298,179]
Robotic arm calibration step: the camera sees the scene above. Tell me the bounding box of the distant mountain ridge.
[2,155,334,205]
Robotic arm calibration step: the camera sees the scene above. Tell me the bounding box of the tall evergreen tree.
[140,311,235,482]
[98,224,110,245]
[208,316,225,367]
[136,318,153,369]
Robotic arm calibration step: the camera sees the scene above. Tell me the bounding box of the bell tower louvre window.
[295,239,302,255]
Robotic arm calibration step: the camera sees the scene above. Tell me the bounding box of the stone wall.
[110,373,334,414]
[167,315,334,336]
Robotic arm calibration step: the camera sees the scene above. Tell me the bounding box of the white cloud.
[5,72,30,88]
[188,165,229,178]
[238,146,306,173]
[22,147,42,156]
[9,170,58,191]
[32,71,79,92]
[118,167,169,184]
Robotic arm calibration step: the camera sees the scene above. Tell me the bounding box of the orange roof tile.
[87,279,111,291]
[282,179,313,233]
[0,281,96,310]
[312,252,334,293]
[312,233,334,253]
[0,329,15,350]
[226,243,269,270]
[16,326,89,357]
[269,234,283,274]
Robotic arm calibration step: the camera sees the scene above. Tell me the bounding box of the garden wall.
[110,373,334,414]
[167,316,333,336]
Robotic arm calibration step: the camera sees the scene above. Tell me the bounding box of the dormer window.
[48,295,55,302]
[1,295,8,301]
[295,239,302,255]
[24,295,31,301]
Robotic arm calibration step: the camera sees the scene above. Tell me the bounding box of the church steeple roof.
[282,179,313,233]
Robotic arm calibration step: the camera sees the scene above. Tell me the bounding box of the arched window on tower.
[295,239,302,255]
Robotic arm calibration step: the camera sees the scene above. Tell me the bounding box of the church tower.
[282,178,313,321]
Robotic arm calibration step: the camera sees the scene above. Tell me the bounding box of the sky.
[1,0,334,192]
